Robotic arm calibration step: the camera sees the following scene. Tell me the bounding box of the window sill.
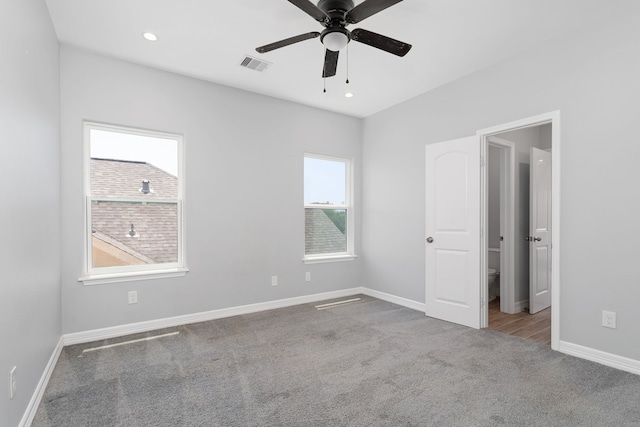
[79,267,189,285]
[303,255,357,264]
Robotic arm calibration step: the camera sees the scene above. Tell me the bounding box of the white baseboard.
[20,336,64,427]
[558,340,640,376]
[514,299,529,313]
[63,287,364,346]
[62,287,428,347]
[361,288,426,312]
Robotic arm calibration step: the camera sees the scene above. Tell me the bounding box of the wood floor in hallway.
[488,298,551,346]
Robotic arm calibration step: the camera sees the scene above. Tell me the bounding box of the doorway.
[485,128,552,345]
[479,112,560,350]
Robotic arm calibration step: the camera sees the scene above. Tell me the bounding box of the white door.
[529,147,552,314]
[425,136,480,329]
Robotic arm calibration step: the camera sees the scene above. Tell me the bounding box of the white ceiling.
[45,0,635,118]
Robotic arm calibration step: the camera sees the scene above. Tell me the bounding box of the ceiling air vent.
[240,55,271,72]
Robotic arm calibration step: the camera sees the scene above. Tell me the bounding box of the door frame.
[477,111,561,350]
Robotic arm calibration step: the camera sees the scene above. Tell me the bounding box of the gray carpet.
[33,295,640,426]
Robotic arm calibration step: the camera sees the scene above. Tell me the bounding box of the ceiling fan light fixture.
[322,31,349,51]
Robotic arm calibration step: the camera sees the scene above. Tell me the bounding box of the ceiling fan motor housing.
[318,0,354,50]
[317,0,354,20]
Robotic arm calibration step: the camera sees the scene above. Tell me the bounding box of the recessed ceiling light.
[345,92,354,98]
[142,32,158,42]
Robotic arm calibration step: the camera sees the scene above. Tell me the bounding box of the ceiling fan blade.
[288,0,330,24]
[256,32,321,53]
[346,0,404,24]
[322,49,339,78]
[351,28,411,57]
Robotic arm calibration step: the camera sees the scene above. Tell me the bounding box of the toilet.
[488,268,499,301]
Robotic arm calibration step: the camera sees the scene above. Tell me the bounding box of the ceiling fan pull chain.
[323,77,326,93]
[346,44,350,84]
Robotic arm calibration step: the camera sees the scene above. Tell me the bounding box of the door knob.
[525,236,531,241]
[533,236,542,242]
[426,237,434,243]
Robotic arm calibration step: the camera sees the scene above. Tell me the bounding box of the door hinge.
[480,156,486,167]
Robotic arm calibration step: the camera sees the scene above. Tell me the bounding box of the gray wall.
[59,47,362,334]
[0,1,61,425]
[362,5,640,360]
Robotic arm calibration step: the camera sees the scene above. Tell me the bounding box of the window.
[304,154,354,262]
[81,122,186,284]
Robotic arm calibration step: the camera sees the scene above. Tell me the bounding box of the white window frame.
[79,122,187,285]
[303,153,356,264]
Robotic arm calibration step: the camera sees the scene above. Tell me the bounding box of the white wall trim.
[514,299,529,313]
[62,287,428,347]
[63,288,364,345]
[558,340,640,376]
[19,336,64,427]
[361,288,426,312]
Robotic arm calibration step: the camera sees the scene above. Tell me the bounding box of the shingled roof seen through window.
[90,158,178,266]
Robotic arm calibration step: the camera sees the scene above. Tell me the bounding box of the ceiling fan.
[256,0,412,79]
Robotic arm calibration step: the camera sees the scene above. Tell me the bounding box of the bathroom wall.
[487,145,501,271]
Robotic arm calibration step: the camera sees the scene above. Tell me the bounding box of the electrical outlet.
[9,366,16,399]
[128,291,138,304]
[305,272,311,282]
[602,310,616,329]
[271,276,278,287]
